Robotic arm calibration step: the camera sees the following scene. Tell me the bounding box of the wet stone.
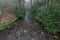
[31,38,36,40]
[17,37,21,40]
[23,29,28,33]
[16,31,21,35]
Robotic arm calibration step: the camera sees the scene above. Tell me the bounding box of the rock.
[24,29,27,33]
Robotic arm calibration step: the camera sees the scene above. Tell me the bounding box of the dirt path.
[0,19,54,40]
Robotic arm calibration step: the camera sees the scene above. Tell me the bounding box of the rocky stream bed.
[0,19,54,40]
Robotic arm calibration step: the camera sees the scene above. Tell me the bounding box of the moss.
[0,18,17,31]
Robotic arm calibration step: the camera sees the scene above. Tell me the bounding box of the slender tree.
[45,0,51,7]
[18,0,25,8]
[31,0,32,7]
[0,0,3,25]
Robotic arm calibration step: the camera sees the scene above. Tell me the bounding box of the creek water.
[24,1,46,39]
[24,10,30,24]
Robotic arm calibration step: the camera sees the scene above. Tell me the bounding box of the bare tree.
[45,0,51,7]
[18,0,25,8]
[31,0,32,7]
[0,1,3,25]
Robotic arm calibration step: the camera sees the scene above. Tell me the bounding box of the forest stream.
[0,18,54,40]
[0,10,54,40]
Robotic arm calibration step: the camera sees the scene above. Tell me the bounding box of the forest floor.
[1,13,16,22]
[0,16,54,40]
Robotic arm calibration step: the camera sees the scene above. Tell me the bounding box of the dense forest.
[0,0,60,40]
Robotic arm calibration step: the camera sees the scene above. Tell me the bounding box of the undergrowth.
[0,18,17,31]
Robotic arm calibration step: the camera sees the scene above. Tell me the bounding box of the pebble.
[16,31,21,35]
[24,29,27,33]
[41,31,45,36]
[31,38,35,40]
[18,37,21,40]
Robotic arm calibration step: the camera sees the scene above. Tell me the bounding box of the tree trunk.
[18,0,24,8]
[31,0,32,7]
[45,0,51,7]
[0,1,3,25]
